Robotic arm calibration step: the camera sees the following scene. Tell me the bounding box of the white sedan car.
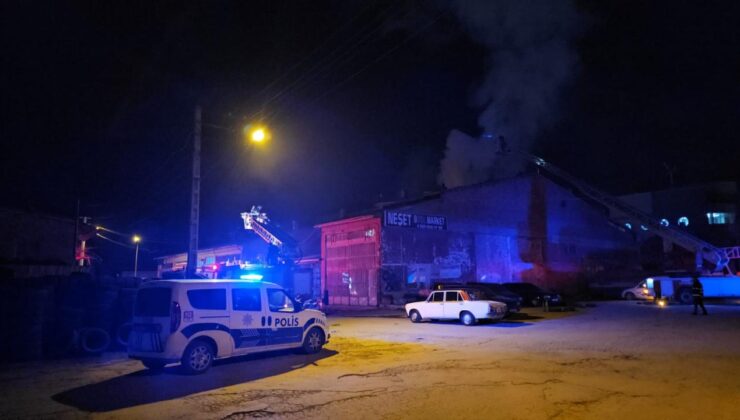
[405,289,507,326]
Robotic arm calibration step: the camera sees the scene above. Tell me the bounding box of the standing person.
[691,275,708,315]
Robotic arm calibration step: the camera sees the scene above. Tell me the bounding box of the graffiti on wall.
[381,227,475,292]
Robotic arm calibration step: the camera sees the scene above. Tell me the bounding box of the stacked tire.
[113,288,138,348]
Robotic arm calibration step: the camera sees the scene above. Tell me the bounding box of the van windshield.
[135,287,171,317]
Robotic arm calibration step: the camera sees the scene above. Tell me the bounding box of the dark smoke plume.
[439,0,582,188]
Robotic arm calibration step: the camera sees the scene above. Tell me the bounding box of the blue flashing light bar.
[240,273,264,281]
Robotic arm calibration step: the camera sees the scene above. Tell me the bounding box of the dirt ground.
[1,301,739,419]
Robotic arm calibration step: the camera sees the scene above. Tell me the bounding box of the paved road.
[2,301,739,419]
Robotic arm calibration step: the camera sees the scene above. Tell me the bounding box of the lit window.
[678,217,689,227]
[706,212,735,225]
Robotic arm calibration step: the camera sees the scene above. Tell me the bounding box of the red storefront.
[317,216,381,307]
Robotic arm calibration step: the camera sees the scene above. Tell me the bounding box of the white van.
[128,279,329,374]
[621,280,654,300]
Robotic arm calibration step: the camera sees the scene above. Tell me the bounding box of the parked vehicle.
[433,282,522,314]
[644,274,740,304]
[405,289,507,326]
[129,279,329,374]
[621,281,653,300]
[502,282,562,307]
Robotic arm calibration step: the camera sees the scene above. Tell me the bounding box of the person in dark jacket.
[691,275,708,315]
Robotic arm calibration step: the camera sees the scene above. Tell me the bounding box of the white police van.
[128,279,329,374]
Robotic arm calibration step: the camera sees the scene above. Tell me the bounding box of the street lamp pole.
[185,107,268,278]
[186,105,202,278]
[133,235,141,278]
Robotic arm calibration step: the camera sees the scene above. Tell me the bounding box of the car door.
[266,287,303,346]
[443,291,464,318]
[229,286,269,354]
[425,291,445,318]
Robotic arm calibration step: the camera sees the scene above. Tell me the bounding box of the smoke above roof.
[439,0,582,188]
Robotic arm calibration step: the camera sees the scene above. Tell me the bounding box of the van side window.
[187,289,226,310]
[232,288,262,311]
[267,288,295,313]
[134,287,171,317]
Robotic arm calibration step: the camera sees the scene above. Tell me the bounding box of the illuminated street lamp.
[243,124,270,143]
[133,234,141,278]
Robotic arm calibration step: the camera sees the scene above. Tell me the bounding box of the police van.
[128,279,329,374]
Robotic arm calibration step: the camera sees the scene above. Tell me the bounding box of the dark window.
[484,284,509,295]
[465,290,485,300]
[267,288,295,312]
[233,288,262,311]
[187,289,226,310]
[134,287,171,317]
[431,292,444,302]
[445,291,460,302]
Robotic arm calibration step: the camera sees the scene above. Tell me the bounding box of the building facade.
[155,227,323,298]
[0,208,76,278]
[619,181,739,271]
[318,175,639,307]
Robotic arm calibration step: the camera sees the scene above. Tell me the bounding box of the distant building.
[0,207,75,278]
[619,181,738,246]
[155,244,245,278]
[155,227,322,298]
[316,174,638,308]
[619,181,739,272]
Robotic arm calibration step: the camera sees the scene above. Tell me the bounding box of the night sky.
[2,1,739,267]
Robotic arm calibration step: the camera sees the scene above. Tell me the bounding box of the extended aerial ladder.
[498,142,732,273]
[241,206,302,265]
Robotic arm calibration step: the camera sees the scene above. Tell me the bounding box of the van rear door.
[131,286,173,353]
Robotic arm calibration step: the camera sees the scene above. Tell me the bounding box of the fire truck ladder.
[241,206,301,264]
[508,150,730,273]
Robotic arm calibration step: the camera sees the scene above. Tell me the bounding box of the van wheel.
[301,328,325,354]
[460,311,476,326]
[624,292,636,300]
[678,288,693,305]
[409,310,422,323]
[181,340,214,374]
[142,359,166,371]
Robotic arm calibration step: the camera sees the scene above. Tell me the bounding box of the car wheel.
[460,311,476,326]
[301,327,325,354]
[409,310,422,323]
[624,292,636,301]
[181,340,214,374]
[142,359,166,371]
[678,288,693,305]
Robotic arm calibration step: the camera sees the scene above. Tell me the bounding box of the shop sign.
[384,211,447,230]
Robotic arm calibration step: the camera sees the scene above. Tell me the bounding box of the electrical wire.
[244,1,380,112]
[96,232,135,249]
[270,10,446,121]
[243,2,403,123]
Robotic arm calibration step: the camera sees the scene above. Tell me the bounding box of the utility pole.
[186,105,202,277]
